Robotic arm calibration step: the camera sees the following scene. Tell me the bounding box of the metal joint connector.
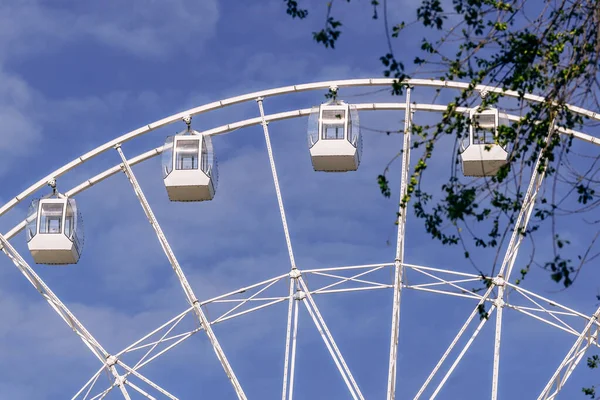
[289,269,301,279]
[106,354,118,367]
[492,274,505,286]
[294,290,306,301]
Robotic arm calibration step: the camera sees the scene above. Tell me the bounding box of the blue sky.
[1,1,600,399]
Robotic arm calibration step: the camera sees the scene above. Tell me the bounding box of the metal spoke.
[282,277,296,400]
[491,119,556,400]
[3,76,600,400]
[116,145,246,399]
[299,286,358,399]
[388,87,413,399]
[257,97,307,400]
[288,289,300,400]
[298,275,365,400]
[0,233,134,400]
[256,97,297,270]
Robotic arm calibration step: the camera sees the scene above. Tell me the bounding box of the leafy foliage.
[584,355,600,398]
[283,0,308,19]
[282,0,600,290]
[283,2,600,394]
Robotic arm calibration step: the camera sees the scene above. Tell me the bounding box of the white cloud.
[0,104,40,155]
[0,2,597,397]
[0,0,221,179]
[0,69,42,176]
[0,0,220,60]
[74,0,219,57]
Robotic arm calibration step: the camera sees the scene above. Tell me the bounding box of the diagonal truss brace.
[537,308,600,400]
[491,119,557,400]
[115,145,246,400]
[0,234,132,400]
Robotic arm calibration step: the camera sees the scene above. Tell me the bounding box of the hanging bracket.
[183,115,192,133]
[47,178,57,195]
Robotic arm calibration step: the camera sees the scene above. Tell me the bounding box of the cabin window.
[64,201,75,238]
[322,123,345,140]
[175,139,200,170]
[201,138,209,173]
[472,113,497,145]
[40,203,64,234]
[26,199,39,241]
[162,136,174,178]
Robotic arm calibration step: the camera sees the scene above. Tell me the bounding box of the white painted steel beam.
[387,87,413,400]
[414,285,496,399]
[537,309,600,400]
[298,275,365,400]
[1,105,596,245]
[491,120,556,400]
[115,145,246,400]
[0,233,134,400]
[2,76,600,224]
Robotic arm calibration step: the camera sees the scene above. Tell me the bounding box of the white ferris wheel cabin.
[460,107,509,177]
[308,99,362,172]
[162,130,217,202]
[26,196,83,265]
[23,95,511,267]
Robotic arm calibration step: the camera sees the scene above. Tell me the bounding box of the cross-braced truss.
[63,260,600,399]
[2,79,600,399]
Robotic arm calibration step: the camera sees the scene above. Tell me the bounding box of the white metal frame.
[319,101,350,141]
[468,107,500,146]
[116,144,246,399]
[257,97,364,399]
[387,86,412,399]
[1,78,599,399]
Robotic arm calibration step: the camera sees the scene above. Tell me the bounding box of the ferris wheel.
[1,78,600,399]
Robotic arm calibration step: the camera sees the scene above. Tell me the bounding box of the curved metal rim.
[2,79,599,242]
[3,78,600,399]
